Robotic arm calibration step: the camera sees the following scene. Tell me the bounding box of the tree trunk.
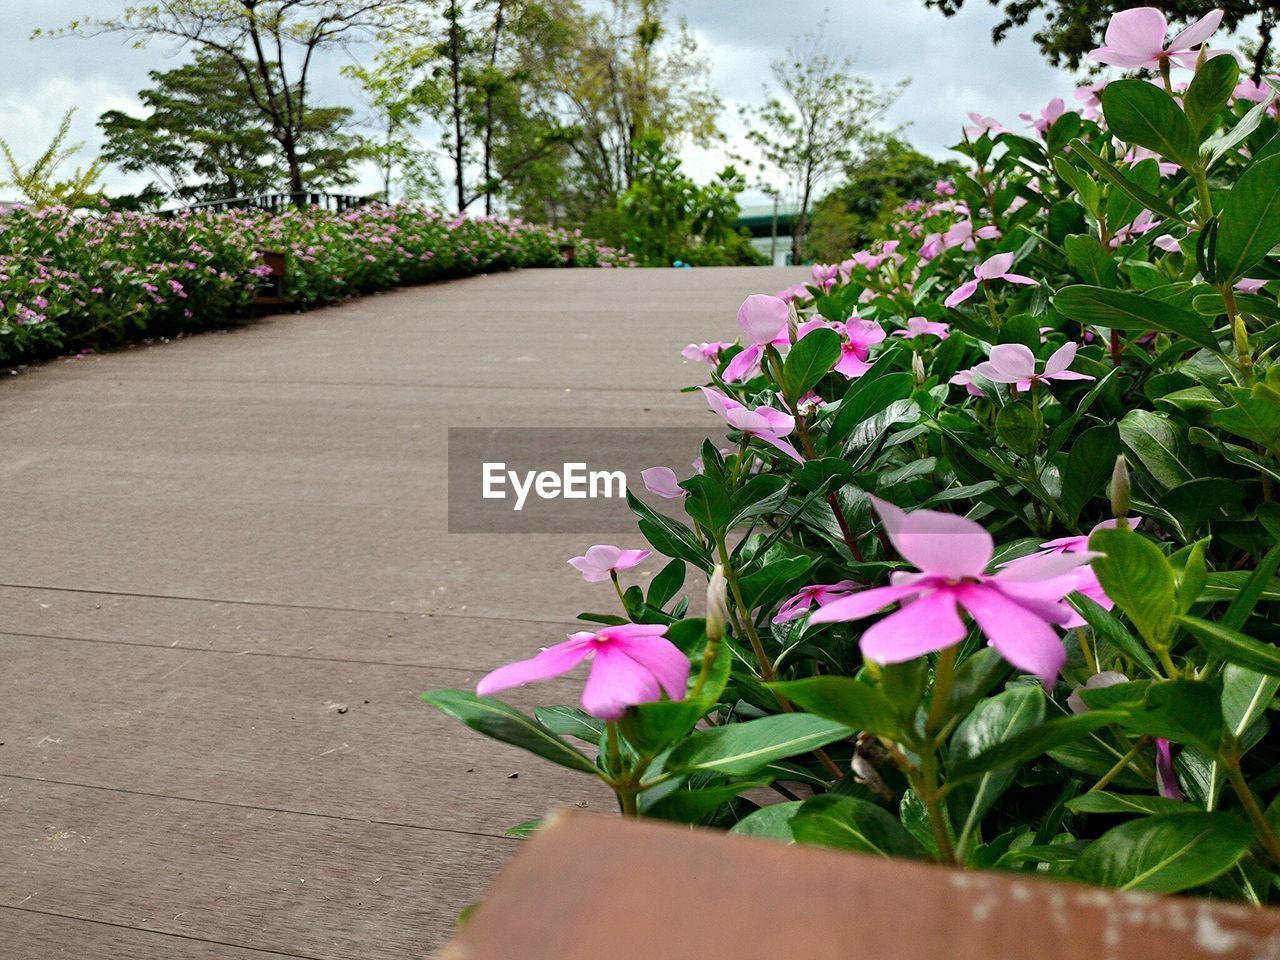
[483,0,505,216]
[450,2,466,213]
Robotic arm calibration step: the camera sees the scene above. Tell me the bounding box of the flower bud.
[911,351,926,385]
[706,564,730,642]
[1110,454,1131,524]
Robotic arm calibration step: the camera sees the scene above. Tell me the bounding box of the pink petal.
[1043,341,1078,375]
[613,549,652,570]
[808,582,923,624]
[993,550,1094,582]
[476,636,595,696]
[978,252,1016,279]
[616,634,690,701]
[723,343,764,382]
[1155,739,1184,800]
[975,343,1036,383]
[701,386,740,423]
[641,466,686,500]
[1001,273,1039,286]
[1045,370,1095,382]
[957,584,1066,686]
[738,294,790,344]
[833,352,874,377]
[581,644,662,719]
[1104,7,1169,59]
[944,279,981,308]
[860,590,967,664]
[755,433,804,463]
[752,405,796,435]
[873,497,994,579]
[1168,8,1223,52]
[1089,48,1162,69]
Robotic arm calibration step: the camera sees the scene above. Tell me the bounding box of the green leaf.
[1089,527,1178,649]
[1222,545,1280,630]
[828,372,915,443]
[647,558,686,610]
[769,676,900,738]
[790,794,925,858]
[534,705,604,743]
[996,401,1043,457]
[1101,79,1200,170]
[1215,155,1280,281]
[665,714,854,777]
[738,555,814,612]
[422,690,597,774]
[505,818,543,838]
[1206,88,1278,167]
[1211,390,1280,451]
[1119,680,1224,757]
[1070,139,1186,223]
[945,711,1128,784]
[643,779,770,822]
[782,327,841,402]
[729,801,801,839]
[1067,792,1188,817]
[628,491,711,571]
[1183,54,1239,139]
[1118,409,1197,490]
[619,699,705,755]
[1070,594,1162,678]
[1053,285,1219,352]
[948,686,1046,854]
[1064,233,1118,287]
[1061,425,1121,521]
[1178,615,1280,676]
[1071,812,1254,893]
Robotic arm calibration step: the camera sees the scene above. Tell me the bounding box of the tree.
[921,1,1277,80]
[51,0,402,200]
[355,0,579,214]
[616,135,760,266]
[550,0,721,219]
[0,109,106,209]
[741,26,906,262]
[806,136,965,262]
[99,50,280,203]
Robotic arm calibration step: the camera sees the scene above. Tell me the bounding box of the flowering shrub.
[426,8,1280,900]
[0,203,631,366]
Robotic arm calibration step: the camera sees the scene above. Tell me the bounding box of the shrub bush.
[0,203,631,366]
[428,8,1280,901]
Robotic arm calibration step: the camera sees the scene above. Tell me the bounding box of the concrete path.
[0,265,805,959]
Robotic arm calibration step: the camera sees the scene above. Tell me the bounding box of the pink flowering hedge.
[427,8,1280,900]
[0,204,631,366]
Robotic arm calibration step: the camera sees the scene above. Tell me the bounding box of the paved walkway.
[0,266,805,959]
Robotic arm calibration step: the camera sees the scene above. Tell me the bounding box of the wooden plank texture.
[444,812,1280,960]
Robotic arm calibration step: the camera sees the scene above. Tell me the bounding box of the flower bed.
[0,204,631,366]
[428,8,1280,902]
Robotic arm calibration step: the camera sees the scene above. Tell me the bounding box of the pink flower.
[811,263,839,291]
[1020,97,1067,137]
[1234,78,1273,102]
[1154,234,1183,252]
[934,180,957,196]
[773,581,859,624]
[964,113,1010,138]
[1156,739,1184,800]
[949,368,984,397]
[944,253,1038,307]
[568,544,651,582]
[723,294,791,381]
[1067,671,1130,714]
[833,319,886,377]
[476,623,689,720]
[1001,518,1137,625]
[943,220,1001,252]
[1088,7,1227,71]
[894,316,950,340]
[701,387,802,462]
[641,466,686,500]
[810,499,1092,685]
[682,341,731,363]
[1236,278,1267,294]
[1110,209,1163,248]
[1074,82,1107,120]
[974,342,1095,390]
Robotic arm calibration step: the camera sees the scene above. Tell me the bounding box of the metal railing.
[174,192,377,216]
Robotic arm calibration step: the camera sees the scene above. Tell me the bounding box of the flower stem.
[1086,736,1151,793]
[1222,745,1280,867]
[610,570,628,613]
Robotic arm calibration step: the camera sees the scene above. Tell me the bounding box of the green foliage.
[0,109,105,209]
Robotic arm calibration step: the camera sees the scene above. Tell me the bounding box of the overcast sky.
[0,0,1078,205]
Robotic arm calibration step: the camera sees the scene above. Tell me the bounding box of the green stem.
[1224,757,1280,867]
[1086,736,1151,793]
[610,571,628,612]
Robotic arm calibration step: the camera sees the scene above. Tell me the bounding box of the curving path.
[0,265,805,959]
